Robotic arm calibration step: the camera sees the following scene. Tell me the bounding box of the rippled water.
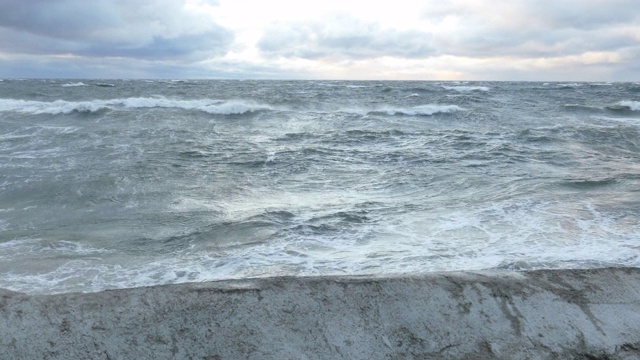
[0,79,639,294]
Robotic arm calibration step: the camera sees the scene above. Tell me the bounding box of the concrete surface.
[1,267,640,359]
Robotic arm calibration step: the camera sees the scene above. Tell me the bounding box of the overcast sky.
[1,0,639,80]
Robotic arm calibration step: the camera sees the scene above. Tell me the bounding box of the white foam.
[0,239,111,261]
[118,97,222,109]
[616,100,640,111]
[201,101,273,114]
[0,97,274,115]
[558,83,582,87]
[443,86,489,92]
[1,195,638,295]
[61,82,87,87]
[377,104,464,116]
[36,125,81,134]
[0,99,110,114]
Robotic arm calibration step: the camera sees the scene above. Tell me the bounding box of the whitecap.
[557,83,582,88]
[442,86,489,92]
[0,98,109,114]
[61,82,87,87]
[118,97,223,110]
[201,101,273,115]
[376,104,464,116]
[0,97,274,115]
[616,100,640,111]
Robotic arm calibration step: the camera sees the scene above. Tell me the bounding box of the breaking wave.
[61,82,88,87]
[614,100,640,111]
[442,86,489,92]
[0,97,274,115]
[0,99,110,114]
[372,104,464,116]
[201,101,273,115]
[563,100,640,113]
[0,98,463,117]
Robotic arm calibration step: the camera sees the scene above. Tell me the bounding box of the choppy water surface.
[0,80,639,294]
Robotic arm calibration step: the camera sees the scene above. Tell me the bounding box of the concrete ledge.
[2,267,640,359]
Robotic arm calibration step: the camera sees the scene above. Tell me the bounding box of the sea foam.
[0,99,110,114]
[61,82,88,87]
[376,104,464,116]
[443,86,489,92]
[616,100,640,111]
[0,97,273,115]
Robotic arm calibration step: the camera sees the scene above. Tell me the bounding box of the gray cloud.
[0,0,233,60]
[258,14,435,60]
[0,0,121,38]
[1,0,638,80]
[0,54,209,79]
[421,0,640,58]
[522,0,640,30]
[257,1,640,62]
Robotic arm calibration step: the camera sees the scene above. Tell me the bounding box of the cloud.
[258,14,435,60]
[419,0,640,58]
[0,0,233,60]
[0,0,638,80]
[522,0,639,30]
[256,0,640,64]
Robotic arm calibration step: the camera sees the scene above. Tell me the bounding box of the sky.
[0,0,639,81]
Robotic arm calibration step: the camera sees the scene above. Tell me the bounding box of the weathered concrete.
[2,268,640,359]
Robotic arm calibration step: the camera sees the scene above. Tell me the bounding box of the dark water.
[0,79,639,294]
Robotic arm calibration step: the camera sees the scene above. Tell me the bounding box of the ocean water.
[0,79,639,295]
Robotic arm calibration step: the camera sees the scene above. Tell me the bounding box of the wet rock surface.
[2,268,640,359]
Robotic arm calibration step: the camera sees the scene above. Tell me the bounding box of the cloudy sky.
[0,0,639,80]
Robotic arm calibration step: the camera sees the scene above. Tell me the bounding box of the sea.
[0,79,639,295]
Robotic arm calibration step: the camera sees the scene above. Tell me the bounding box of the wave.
[0,99,110,114]
[404,87,435,93]
[61,82,87,87]
[200,101,273,115]
[557,83,582,87]
[0,97,274,115]
[563,101,640,114]
[612,100,640,111]
[371,104,464,116]
[0,97,460,117]
[562,104,603,112]
[626,84,640,92]
[543,83,582,90]
[442,86,489,92]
